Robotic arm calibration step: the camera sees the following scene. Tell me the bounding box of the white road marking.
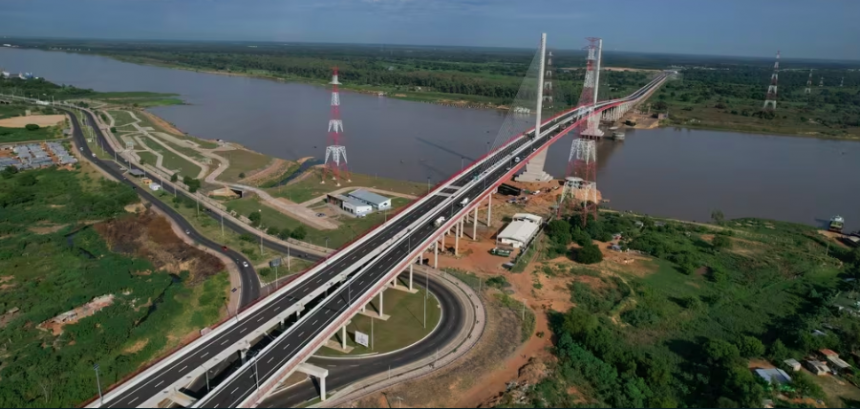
[129,397,138,404]
[180,365,187,372]
[155,380,164,388]
[312,320,318,325]
[283,343,291,350]
[201,352,208,358]
[257,316,264,322]
[221,339,229,345]
[267,357,274,364]
[274,306,280,311]
[231,387,240,395]
[240,327,247,333]
[299,332,305,337]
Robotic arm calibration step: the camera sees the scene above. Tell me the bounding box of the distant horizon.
[4,36,860,65]
[0,0,857,61]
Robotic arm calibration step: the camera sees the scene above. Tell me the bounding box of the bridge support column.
[296,363,329,403]
[441,231,445,252]
[434,242,439,269]
[473,207,478,240]
[409,263,413,291]
[341,325,347,350]
[487,193,492,227]
[379,290,384,317]
[454,220,459,256]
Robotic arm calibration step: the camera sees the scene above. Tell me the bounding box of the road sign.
[269,258,281,268]
[355,331,369,347]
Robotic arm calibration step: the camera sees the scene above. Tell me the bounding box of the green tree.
[248,211,261,226]
[768,339,790,363]
[170,173,178,182]
[712,234,732,251]
[266,226,280,236]
[574,243,603,264]
[277,229,292,240]
[25,123,40,131]
[705,339,740,365]
[711,209,725,223]
[1,165,18,179]
[738,336,765,358]
[290,226,307,240]
[110,127,117,133]
[789,371,825,400]
[183,175,201,192]
[239,172,246,179]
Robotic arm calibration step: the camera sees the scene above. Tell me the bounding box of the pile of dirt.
[94,210,223,283]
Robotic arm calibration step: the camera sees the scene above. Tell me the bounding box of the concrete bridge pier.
[434,241,439,269]
[472,206,478,240]
[486,193,492,227]
[454,218,461,256]
[296,363,329,402]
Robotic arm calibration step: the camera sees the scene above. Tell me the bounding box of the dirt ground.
[94,210,224,284]
[0,114,65,127]
[140,111,186,136]
[239,158,290,185]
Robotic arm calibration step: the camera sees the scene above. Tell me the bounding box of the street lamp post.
[258,209,264,255]
[93,364,103,405]
[325,237,329,249]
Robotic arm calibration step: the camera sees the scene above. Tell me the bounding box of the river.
[2,47,858,230]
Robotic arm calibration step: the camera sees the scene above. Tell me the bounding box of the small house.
[755,368,792,384]
[827,356,852,373]
[149,183,161,192]
[783,358,801,372]
[804,360,829,376]
[819,349,839,359]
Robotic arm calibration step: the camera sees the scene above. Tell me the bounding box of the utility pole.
[221,212,224,238]
[93,364,103,406]
[258,209,264,255]
[371,315,375,351]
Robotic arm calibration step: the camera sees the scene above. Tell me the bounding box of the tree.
[247,211,261,226]
[110,127,117,133]
[711,209,725,223]
[546,220,572,245]
[290,226,307,240]
[1,165,18,179]
[170,173,178,182]
[712,234,732,251]
[277,229,292,240]
[575,243,603,264]
[768,339,789,363]
[139,158,146,166]
[239,172,246,179]
[704,339,740,365]
[789,371,825,400]
[266,226,280,236]
[738,336,765,358]
[183,175,201,193]
[25,123,40,131]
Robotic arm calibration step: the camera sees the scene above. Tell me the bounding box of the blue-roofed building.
[347,189,392,211]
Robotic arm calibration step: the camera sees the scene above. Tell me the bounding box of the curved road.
[259,273,463,408]
[61,107,261,306]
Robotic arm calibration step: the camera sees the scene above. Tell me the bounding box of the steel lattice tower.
[322,67,350,186]
[819,76,824,87]
[762,51,779,110]
[805,70,813,94]
[558,37,603,225]
[580,37,604,138]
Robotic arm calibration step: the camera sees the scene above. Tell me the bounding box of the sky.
[0,0,858,60]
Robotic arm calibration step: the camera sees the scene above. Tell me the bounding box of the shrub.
[25,123,40,131]
[277,229,292,240]
[266,226,280,236]
[575,243,603,264]
[485,275,508,289]
[290,226,307,240]
[239,233,255,242]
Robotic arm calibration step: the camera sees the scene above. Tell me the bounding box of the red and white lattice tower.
[557,37,603,225]
[762,50,779,110]
[322,67,350,186]
[580,37,603,138]
[805,69,813,94]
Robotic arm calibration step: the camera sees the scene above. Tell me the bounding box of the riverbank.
[105,54,511,111]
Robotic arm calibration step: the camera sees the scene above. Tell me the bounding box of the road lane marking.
[180,365,187,372]
[267,356,274,364]
[283,343,291,350]
[201,352,208,358]
[155,380,164,388]
[299,332,305,337]
[257,316,264,322]
[129,397,138,404]
[231,387,240,395]
[240,327,247,333]
[274,306,280,311]
[221,339,230,345]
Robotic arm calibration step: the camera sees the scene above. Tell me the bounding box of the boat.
[611,131,625,141]
[829,216,845,233]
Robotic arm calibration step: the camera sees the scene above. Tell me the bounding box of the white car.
[242,261,249,268]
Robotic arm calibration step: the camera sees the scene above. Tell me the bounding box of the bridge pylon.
[517,32,554,183]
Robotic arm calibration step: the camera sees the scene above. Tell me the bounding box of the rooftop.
[755,368,791,384]
[348,189,390,205]
[497,219,540,244]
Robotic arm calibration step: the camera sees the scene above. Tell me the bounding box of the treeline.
[0,77,98,100]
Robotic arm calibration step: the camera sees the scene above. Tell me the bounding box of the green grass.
[0,104,28,119]
[271,168,424,204]
[226,196,413,249]
[137,137,202,178]
[94,91,183,108]
[217,149,273,182]
[135,150,159,168]
[317,286,441,356]
[0,125,59,143]
[107,110,137,128]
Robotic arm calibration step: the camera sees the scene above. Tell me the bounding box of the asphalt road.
[197,73,668,408]
[258,272,464,408]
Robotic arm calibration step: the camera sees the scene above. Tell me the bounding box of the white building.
[341,197,372,215]
[347,189,392,211]
[496,213,543,249]
[149,183,161,191]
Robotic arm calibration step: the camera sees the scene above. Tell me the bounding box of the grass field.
[94,91,183,108]
[0,125,59,143]
[217,149,272,182]
[107,110,137,128]
[0,104,28,119]
[317,286,441,356]
[271,168,425,204]
[137,137,202,178]
[226,196,412,249]
[135,150,159,167]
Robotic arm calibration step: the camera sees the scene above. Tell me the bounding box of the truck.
[490,248,512,257]
[434,216,446,227]
[459,197,470,207]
